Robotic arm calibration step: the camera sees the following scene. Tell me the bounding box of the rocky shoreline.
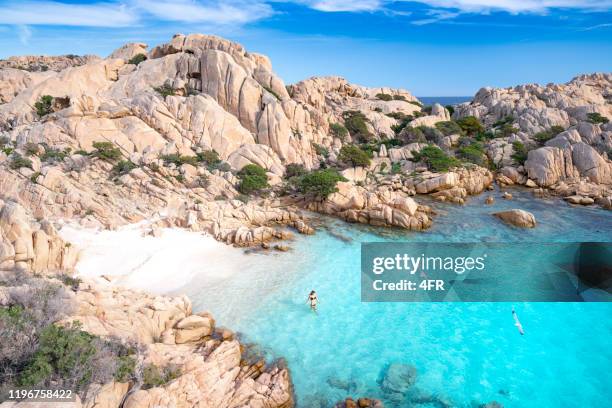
[1,32,610,407]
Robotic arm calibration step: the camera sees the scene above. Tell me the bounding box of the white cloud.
[300,0,383,12]
[411,0,612,13]
[17,25,32,45]
[411,9,459,25]
[134,0,275,24]
[0,1,138,27]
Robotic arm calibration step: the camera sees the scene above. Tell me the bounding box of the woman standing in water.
[307,290,319,312]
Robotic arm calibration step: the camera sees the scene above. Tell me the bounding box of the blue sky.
[0,1,610,95]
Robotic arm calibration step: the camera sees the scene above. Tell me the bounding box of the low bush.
[160,154,198,167]
[196,150,221,167]
[296,169,346,198]
[285,163,307,178]
[457,140,487,166]
[30,171,41,183]
[127,53,147,65]
[154,85,176,98]
[435,120,463,136]
[34,95,54,117]
[338,144,371,167]
[9,154,33,170]
[237,164,269,195]
[391,162,402,174]
[343,111,374,142]
[445,105,455,116]
[498,123,519,138]
[375,93,393,101]
[511,141,529,165]
[113,160,137,175]
[533,125,565,145]
[312,143,329,158]
[587,112,609,124]
[329,123,349,140]
[493,115,514,128]
[408,101,423,108]
[456,116,484,135]
[40,147,70,163]
[142,364,181,389]
[92,142,122,161]
[393,95,407,101]
[411,145,460,172]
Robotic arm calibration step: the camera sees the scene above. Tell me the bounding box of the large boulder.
[493,209,536,228]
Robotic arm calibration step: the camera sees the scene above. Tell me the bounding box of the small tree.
[92,142,122,161]
[34,95,54,117]
[285,163,307,179]
[587,112,609,124]
[113,160,137,175]
[343,111,373,142]
[127,53,147,65]
[237,164,269,195]
[297,169,347,198]
[338,144,371,167]
[329,123,349,140]
[411,145,460,172]
[511,141,528,165]
[456,116,484,135]
[196,150,221,166]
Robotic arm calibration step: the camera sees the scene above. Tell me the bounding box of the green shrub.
[408,100,423,108]
[296,169,347,198]
[40,147,69,163]
[127,53,147,65]
[511,141,529,165]
[375,93,393,101]
[498,123,519,138]
[9,154,33,170]
[587,112,609,124]
[457,141,487,166]
[113,160,137,175]
[422,106,433,115]
[391,116,414,135]
[196,150,221,166]
[154,84,176,98]
[386,111,407,120]
[312,143,329,158]
[92,142,122,161]
[338,144,371,167]
[34,95,54,117]
[493,115,514,128]
[58,275,82,290]
[237,164,269,195]
[142,364,181,389]
[391,162,402,174]
[533,125,565,145]
[456,116,484,135]
[435,121,463,136]
[445,105,455,116]
[285,163,307,178]
[417,125,444,143]
[343,111,373,142]
[160,154,198,167]
[411,145,460,172]
[30,171,41,183]
[262,85,280,100]
[393,95,407,101]
[329,123,349,140]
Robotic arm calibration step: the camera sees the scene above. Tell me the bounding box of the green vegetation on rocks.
[128,53,147,65]
[160,154,198,167]
[343,111,373,142]
[142,364,181,389]
[435,120,463,136]
[34,95,54,117]
[587,112,609,124]
[338,144,371,167]
[329,123,349,140]
[375,93,393,101]
[237,164,269,195]
[113,160,137,175]
[511,141,529,165]
[9,154,33,170]
[457,140,487,166]
[92,142,122,161]
[456,116,484,135]
[411,145,460,172]
[296,169,347,198]
[533,125,565,145]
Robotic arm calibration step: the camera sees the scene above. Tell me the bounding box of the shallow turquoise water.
[183,189,612,407]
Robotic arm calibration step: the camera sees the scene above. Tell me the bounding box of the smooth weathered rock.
[493,209,536,228]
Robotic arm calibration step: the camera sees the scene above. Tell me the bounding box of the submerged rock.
[493,209,537,228]
[379,363,417,400]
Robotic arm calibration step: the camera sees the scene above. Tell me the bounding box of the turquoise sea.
[180,189,612,408]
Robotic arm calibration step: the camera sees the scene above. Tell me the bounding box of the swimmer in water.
[512,307,524,335]
[307,290,319,312]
